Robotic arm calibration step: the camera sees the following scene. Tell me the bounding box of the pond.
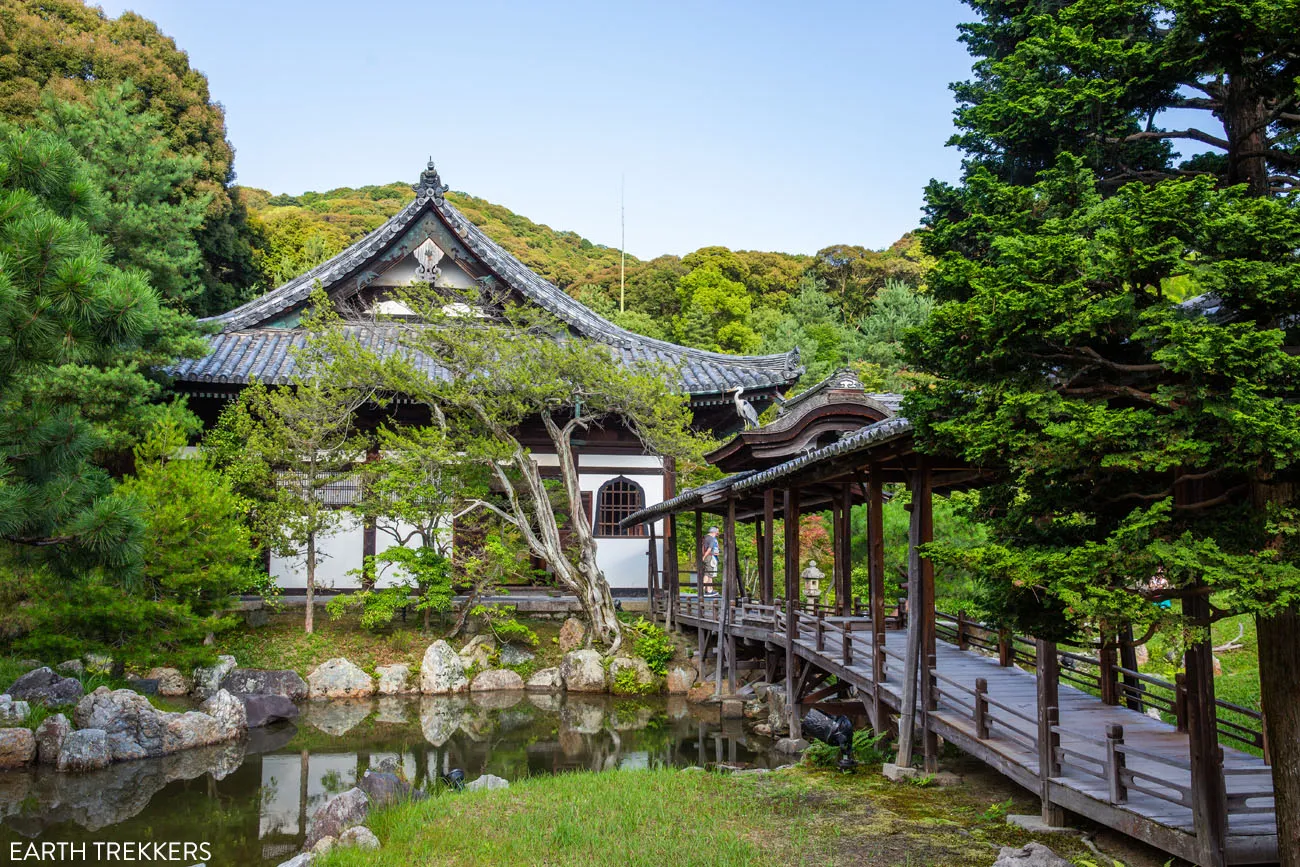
[0,694,780,864]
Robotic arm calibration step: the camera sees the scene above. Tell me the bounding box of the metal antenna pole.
[620,174,626,313]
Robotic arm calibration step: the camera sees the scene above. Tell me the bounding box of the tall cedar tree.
[913,2,1300,860]
[313,285,709,650]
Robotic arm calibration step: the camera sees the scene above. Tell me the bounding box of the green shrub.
[622,616,673,676]
[611,667,656,696]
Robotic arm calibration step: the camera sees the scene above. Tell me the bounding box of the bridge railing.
[935,610,1265,758]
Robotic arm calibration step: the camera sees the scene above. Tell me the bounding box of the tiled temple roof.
[174,161,803,396]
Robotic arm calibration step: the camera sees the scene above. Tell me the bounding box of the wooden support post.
[1175,672,1189,733]
[762,489,775,605]
[843,621,853,666]
[998,629,1013,667]
[1184,590,1227,867]
[867,465,887,736]
[1105,724,1127,805]
[1119,624,1143,712]
[1036,640,1065,826]
[835,482,853,616]
[714,517,731,699]
[1099,631,1118,706]
[896,466,926,768]
[724,498,739,602]
[647,521,659,608]
[694,510,704,596]
[974,677,990,739]
[666,513,679,630]
[917,461,938,771]
[815,617,825,652]
[783,488,801,740]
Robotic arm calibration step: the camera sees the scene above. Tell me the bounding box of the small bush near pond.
[620,615,674,675]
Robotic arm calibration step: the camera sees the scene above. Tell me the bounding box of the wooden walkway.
[669,597,1278,866]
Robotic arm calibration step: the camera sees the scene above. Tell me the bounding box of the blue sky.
[98,1,976,258]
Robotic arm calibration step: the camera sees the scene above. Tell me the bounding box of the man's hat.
[709,527,719,533]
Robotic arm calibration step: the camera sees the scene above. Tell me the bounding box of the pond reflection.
[0,694,777,864]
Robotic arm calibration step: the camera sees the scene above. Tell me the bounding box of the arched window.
[594,477,646,537]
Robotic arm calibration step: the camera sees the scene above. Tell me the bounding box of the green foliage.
[909,155,1300,639]
[206,337,373,632]
[610,666,657,696]
[0,1,260,315]
[37,84,210,309]
[0,124,205,579]
[327,585,413,632]
[469,604,540,648]
[621,616,674,676]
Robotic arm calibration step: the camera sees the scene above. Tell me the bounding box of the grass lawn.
[317,762,1171,867]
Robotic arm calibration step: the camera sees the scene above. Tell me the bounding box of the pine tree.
[0,125,203,575]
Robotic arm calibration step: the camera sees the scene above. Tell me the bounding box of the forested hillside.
[242,182,935,391]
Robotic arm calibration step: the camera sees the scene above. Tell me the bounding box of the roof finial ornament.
[415,157,448,202]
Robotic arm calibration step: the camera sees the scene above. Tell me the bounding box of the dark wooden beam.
[762,489,775,605]
[783,487,801,739]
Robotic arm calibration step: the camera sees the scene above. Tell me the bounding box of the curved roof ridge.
[428,186,800,374]
[202,162,801,381]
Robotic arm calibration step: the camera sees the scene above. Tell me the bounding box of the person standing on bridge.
[701,526,720,597]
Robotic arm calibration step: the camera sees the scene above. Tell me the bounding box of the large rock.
[0,728,36,769]
[8,667,84,707]
[56,659,84,678]
[75,687,168,761]
[303,786,370,851]
[220,668,308,701]
[338,826,380,850]
[559,650,606,693]
[420,641,468,694]
[470,669,525,692]
[375,664,413,695]
[465,773,509,791]
[993,843,1074,867]
[666,665,696,694]
[200,689,248,738]
[35,713,70,764]
[686,682,716,703]
[192,655,237,700]
[0,695,29,723]
[359,769,418,807]
[558,617,587,652]
[57,728,111,772]
[307,658,374,699]
[74,686,244,762]
[499,644,535,667]
[767,687,789,732]
[242,694,299,728]
[525,667,562,691]
[609,656,656,694]
[458,635,496,671]
[276,853,315,867]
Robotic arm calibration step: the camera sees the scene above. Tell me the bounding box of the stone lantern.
[801,559,824,601]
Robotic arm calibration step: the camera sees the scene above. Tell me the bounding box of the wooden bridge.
[655,593,1278,866]
[624,377,1281,867]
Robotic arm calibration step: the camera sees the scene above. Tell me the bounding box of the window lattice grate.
[595,477,645,537]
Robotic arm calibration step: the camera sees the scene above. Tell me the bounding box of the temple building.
[169,160,803,593]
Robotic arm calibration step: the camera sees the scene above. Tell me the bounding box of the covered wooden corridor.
[624,372,1278,866]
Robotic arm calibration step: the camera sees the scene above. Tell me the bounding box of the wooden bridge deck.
[673,601,1278,866]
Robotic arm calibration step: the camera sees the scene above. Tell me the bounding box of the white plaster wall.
[373,518,445,588]
[270,514,365,590]
[581,468,665,590]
